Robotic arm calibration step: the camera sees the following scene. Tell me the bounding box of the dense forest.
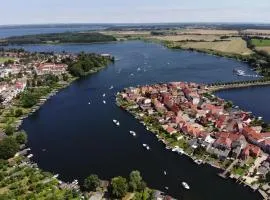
[0,32,117,45]
[68,53,113,77]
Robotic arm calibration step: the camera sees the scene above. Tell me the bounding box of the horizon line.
[1,21,270,27]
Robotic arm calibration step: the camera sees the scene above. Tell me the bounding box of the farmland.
[256,47,270,54]
[150,34,221,42]
[179,37,253,55]
[251,39,270,47]
[0,57,14,63]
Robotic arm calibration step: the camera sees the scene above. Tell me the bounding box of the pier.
[218,159,239,178]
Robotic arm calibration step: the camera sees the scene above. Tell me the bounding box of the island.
[117,81,270,199]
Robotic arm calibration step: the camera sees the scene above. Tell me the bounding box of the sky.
[1,0,270,25]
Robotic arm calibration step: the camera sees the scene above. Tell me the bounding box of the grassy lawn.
[251,39,270,47]
[0,57,14,63]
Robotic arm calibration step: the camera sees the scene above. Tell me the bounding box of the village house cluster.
[0,50,73,105]
[120,82,270,177]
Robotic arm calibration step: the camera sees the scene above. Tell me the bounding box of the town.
[0,48,73,104]
[0,48,117,199]
[117,81,270,197]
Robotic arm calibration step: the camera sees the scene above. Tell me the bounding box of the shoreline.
[2,61,110,197]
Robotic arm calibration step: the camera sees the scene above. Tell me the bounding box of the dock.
[218,159,239,178]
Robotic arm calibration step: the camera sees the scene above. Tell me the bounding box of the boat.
[103,100,106,104]
[116,122,120,126]
[129,131,136,136]
[109,85,114,90]
[137,67,141,71]
[88,102,91,105]
[182,182,190,190]
[194,159,203,165]
[113,119,117,123]
[164,171,167,175]
[143,144,150,150]
[165,186,169,190]
[53,174,59,178]
[103,93,106,97]
[27,154,33,158]
[233,68,245,76]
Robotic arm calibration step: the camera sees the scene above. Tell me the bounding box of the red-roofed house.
[213,136,232,150]
[36,63,68,75]
[241,144,261,160]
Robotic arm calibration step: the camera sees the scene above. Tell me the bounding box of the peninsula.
[117,81,270,198]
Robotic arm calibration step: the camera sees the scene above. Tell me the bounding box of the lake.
[10,40,264,200]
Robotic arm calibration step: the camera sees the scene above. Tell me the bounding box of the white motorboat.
[194,159,203,165]
[182,182,190,190]
[103,100,106,104]
[165,186,169,190]
[146,146,150,150]
[233,69,245,76]
[129,131,136,136]
[103,93,106,97]
[88,102,91,105]
[113,119,117,123]
[164,171,167,175]
[143,144,147,147]
[116,122,120,126]
[27,154,33,158]
[53,174,59,178]
[109,85,114,90]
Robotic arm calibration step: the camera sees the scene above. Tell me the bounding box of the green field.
[251,39,270,47]
[0,57,14,63]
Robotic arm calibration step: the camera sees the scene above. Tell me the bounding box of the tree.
[110,176,128,198]
[0,95,5,104]
[31,80,36,87]
[266,172,270,183]
[129,170,143,192]
[83,174,100,191]
[62,73,69,81]
[14,109,23,117]
[4,124,15,136]
[15,131,27,144]
[0,137,20,159]
[20,91,38,108]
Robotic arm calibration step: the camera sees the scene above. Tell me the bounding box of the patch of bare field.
[242,29,270,35]
[181,37,253,55]
[100,31,151,36]
[150,34,220,42]
[256,47,270,54]
[175,29,239,35]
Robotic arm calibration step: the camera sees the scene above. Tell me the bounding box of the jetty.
[218,159,239,178]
